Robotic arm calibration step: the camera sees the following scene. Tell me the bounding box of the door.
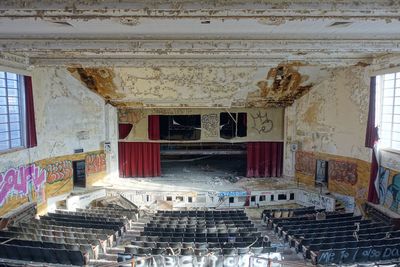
[73,160,86,188]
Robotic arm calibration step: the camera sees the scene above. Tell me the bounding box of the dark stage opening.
[160,143,247,180]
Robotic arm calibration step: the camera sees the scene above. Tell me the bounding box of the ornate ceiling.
[0,1,399,107]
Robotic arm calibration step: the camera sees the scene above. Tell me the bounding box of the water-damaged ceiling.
[0,0,400,107]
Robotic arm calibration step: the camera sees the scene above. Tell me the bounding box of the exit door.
[73,160,86,188]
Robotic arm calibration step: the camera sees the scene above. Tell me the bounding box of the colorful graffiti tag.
[387,173,400,212]
[295,151,316,176]
[328,160,358,185]
[0,164,47,206]
[86,153,106,175]
[377,167,389,205]
[46,160,73,184]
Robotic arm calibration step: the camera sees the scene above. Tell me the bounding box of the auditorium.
[0,1,400,266]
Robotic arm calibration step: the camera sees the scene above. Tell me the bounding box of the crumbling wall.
[0,67,117,216]
[285,66,372,204]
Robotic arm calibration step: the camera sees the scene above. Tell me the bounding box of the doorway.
[73,160,86,188]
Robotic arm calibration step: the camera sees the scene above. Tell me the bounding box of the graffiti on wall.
[218,191,247,197]
[250,111,273,134]
[332,193,355,212]
[295,151,316,176]
[0,164,47,206]
[386,173,400,212]
[328,160,358,185]
[133,254,275,267]
[46,160,73,184]
[201,114,219,138]
[86,153,106,175]
[377,167,389,205]
[297,190,335,211]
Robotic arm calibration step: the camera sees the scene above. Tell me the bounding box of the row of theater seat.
[0,207,137,266]
[261,206,320,220]
[122,209,270,261]
[265,206,400,265]
[0,243,85,266]
[265,210,352,229]
[157,210,245,215]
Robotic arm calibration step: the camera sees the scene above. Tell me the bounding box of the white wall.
[0,66,118,178]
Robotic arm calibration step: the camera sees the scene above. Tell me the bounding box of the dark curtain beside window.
[247,142,283,178]
[118,123,133,139]
[366,76,379,204]
[24,76,37,148]
[365,76,378,148]
[148,115,160,140]
[118,142,161,177]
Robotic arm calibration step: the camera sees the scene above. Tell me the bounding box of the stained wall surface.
[0,67,118,216]
[119,107,284,142]
[285,66,373,205]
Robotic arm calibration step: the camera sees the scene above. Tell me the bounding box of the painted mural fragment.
[86,153,107,175]
[328,160,358,185]
[0,164,46,206]
[46,160,73,184]
[295,151,316,176]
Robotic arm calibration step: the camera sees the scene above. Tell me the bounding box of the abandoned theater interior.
[1,1,400,266]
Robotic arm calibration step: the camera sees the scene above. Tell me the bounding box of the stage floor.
[97,155,306,194]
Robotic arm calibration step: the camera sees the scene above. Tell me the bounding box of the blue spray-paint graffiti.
[387,173,400,212]
[378,167,389,205]
[218,191,247,197]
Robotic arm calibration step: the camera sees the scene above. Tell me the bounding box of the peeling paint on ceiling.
[67,64,329,108]
[67,67,124,101]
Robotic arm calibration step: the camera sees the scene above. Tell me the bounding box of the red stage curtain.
[118,142,161,177]
[366,76,379,204]
[148,115,160,140]
[247,142,283,178]
[24,76,37,148]
[119,123,133,139]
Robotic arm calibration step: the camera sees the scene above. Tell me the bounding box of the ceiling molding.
[0,1,399,19]
[29,57,371,68]
[2,38,399,53]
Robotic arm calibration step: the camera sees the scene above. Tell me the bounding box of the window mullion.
[4,72,11,150]
[392,74,398,148]
[18,76,25,148]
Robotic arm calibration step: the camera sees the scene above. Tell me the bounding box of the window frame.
[376,72,400,153]
[0,71,26,153]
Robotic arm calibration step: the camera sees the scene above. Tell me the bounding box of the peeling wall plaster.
[0,67,118,180]
[284,65,372,177]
